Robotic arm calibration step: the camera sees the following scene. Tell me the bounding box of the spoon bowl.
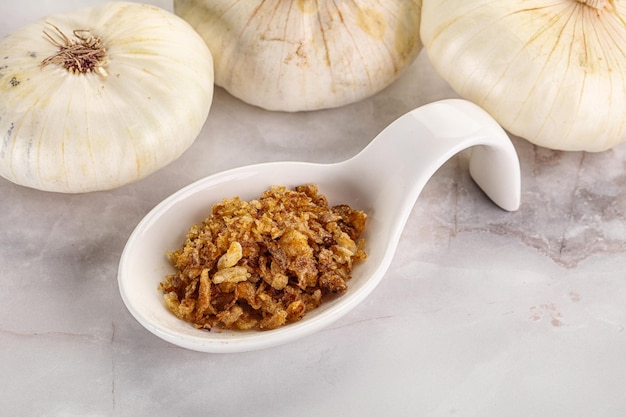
[118,99,521,353]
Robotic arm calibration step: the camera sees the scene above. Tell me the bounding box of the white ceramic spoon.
[118,99,521,353]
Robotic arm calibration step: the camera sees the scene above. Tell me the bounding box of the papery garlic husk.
[0,2,214,193]
[421,0,626,152]
[174,0,422,112]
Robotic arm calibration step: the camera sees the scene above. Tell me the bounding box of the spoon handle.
[348,99,521,212]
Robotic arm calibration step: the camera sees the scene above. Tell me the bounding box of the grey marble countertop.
[2,1,625,416]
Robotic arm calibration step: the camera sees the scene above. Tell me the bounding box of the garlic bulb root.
[41,24,109,77]
[174,0,422,112]
[421,0,626,151]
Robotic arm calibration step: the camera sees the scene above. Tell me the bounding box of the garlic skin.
[421,0,626,152]
[174,0,422,112]
[0,2,214,193]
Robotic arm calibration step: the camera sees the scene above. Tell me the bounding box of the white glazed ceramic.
[118,99,521,353]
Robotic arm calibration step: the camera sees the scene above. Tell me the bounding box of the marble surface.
[2,1,626,416]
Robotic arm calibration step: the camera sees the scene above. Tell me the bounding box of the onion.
[0,2,214,192]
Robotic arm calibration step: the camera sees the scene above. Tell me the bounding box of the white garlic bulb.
[421,0,626,152]
[174,0,422,112]
[0,2,214,193]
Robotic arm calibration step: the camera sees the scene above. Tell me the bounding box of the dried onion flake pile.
[159,184,367,331]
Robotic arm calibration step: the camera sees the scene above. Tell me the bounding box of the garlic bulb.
[0,2,214,193]
[421,0,626,152]
[174,0,422,112]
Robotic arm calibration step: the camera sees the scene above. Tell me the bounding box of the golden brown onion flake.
[159,184,367,331]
